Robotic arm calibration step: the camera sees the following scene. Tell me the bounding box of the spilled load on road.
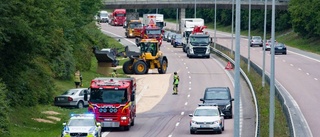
[84,77,136,131]
[118,39,168,75]
[184,25,212,58]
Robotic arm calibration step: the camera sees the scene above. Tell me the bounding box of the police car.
[61,114,101,137]
[189,103,225,134]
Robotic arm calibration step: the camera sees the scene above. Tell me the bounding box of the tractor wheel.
[158,59,168,74]
[133,61,148,74]
[123,60,134,74]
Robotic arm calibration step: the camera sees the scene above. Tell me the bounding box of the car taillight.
[68,97,73,101]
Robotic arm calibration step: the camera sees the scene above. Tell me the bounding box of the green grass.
[217,48,289,137]
[5,35,127,137]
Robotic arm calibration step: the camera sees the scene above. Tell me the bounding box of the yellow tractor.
[121,39,168,74]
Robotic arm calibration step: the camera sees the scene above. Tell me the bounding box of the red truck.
[110,9,126,26]
[85,77,136,131]
[135,24,163,46]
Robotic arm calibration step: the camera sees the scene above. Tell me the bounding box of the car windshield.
[194,109,219,116]
[175,34,183,39]
[205,90,229,100]
[140,42,157,53]
[68,119,95,126]
[190,36,209,45]
[100,13,108,17]
[185,31,192,37]
[89,89,127,104]
[275,43,285,47]
[62,89,78,95]
[116,13,125,17]
[156,22,164,28]
[252,36,261,40]
[130,23,142,28]
[146,29,161,35]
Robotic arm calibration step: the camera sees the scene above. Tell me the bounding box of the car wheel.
[77,101,84,109]
[217,130,222,134]
[190,129,196,134]
[130,118,135,126]
[123,125,130,131]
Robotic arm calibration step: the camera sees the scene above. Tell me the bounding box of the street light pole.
[269,0,276,136]
[262,0,267,87]
[214,0,217,49]
[234,0,241,136]
[231,0,235,56]
[247,0,251,72]
[194,0,197,18]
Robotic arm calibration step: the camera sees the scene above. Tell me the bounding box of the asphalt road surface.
[167,22,319,136]
[98,23,256,137]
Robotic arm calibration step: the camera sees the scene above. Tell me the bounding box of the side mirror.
[164,22,166,26]
[131,93,135,101]
[84,90,88,101]
[210,37,213,43]
[200,98,204,101]
[63,122,66,126]
[189,114,193,117]
[231,98,234,101]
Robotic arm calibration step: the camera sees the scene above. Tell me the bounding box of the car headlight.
[213,120,221,124]
[206,48,210,54]
[225,103,231,110]
[190,120,196,124]
[189,48,194,54]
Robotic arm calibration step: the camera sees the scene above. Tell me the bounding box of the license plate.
[278,47,283,49]
[58,98,65,101]
[200,124,209,128]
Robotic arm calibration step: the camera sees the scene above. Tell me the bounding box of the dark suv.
[200,87,234,118]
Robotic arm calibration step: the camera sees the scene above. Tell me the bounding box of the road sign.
[149,19,155,25]
[225,62,233,70]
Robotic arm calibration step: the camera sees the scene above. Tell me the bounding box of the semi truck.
[85,77,136,131]
[181,18,204,38]
[124,12,142,38]
[110,9,126,26]
[184,26,212,58]
[143,14,166,29]
[98,10,109,23]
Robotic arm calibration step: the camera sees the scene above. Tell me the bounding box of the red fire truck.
[85,77,136,131]
[135,24,163,46]
[110,9,126,26]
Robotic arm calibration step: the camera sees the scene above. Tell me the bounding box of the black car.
[173,34,183,48]
[200,87,234,118]
[272,43,287,55]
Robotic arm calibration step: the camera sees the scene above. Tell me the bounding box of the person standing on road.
[173,72,179,95]
[74,70,82,88]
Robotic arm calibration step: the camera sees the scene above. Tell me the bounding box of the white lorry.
[183,26,212,58]
[181,18,204,38]
[98,10,110,23]
[143,14,166,29]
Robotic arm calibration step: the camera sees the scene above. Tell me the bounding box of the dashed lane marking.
[306,73,310,75]
[181,112,184,115]
[185,102,188,106]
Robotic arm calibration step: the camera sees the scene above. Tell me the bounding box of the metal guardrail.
[211,45,260,137]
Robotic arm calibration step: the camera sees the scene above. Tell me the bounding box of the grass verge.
[6,35,126,137]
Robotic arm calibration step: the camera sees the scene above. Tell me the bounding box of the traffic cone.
[225,62,233,70]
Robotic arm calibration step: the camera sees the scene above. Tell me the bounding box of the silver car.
[189,104,225,134]
[61,114,101,137]
[250,36,263,47]
[54,88,90,108]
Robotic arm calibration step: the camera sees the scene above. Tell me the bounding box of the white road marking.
[283,60,286,62]
[187,71,190,74]
[168,135,172,137]
[306,73,310,75]
[315,78,318,81]
[181,112,184,115]
[175,53,177,54]
[189,87,191,90]
[186,66,188,69]
[187,94,190,98]
[175,122,180,126]
[189,76,191,79]
[288,50,320,63]
[290,64,294,67]
[184,62,186,65]
[189,81,191,84]
[185,102,188,106]
[102,132,109,137]
[178,56,181,58]
[298,68,302,71]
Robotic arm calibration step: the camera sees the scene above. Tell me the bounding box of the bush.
[0,80,10,135]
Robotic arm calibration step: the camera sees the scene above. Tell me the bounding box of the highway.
[166,22,320,136]
[98,23,256,137]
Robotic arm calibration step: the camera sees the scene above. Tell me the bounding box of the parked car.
[189,103,224,134]
[263,39,277,51]
[250,36,263,47]
[54,88,90,108]
[272,43,287,55]
[173,34,183,48]
[200,87,234,118]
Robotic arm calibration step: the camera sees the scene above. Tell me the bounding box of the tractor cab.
[137,39,159,57]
